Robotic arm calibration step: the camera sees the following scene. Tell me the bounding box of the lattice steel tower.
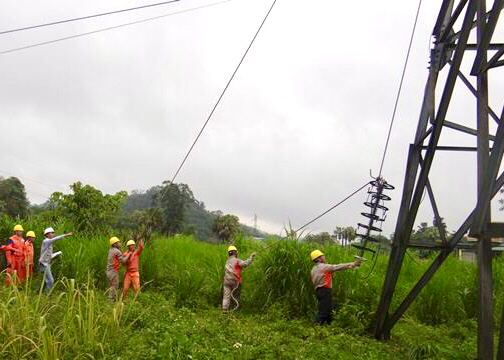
[374,1,504,359]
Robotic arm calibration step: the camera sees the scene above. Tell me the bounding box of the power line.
[378,0,423,177]
[295,182,369,233]
[170,0,278,183]
[0,170,62,200]
[0,169,65,190]
[0,0,181,36]
[0,0,231,56]
[295,0,423,236]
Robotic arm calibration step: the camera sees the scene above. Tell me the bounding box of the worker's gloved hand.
[251,252,257,259]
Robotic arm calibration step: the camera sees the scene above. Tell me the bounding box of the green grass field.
[0,234,498,359]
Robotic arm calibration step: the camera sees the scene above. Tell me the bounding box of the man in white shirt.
[39,227,73,293]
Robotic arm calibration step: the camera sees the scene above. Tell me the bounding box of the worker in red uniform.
[122,239,144,299]
[222,245,256,311]
[106,237,131,301]
[4,224,26,285]
[310,250,361,325]
[0,241,23,285]
[24,231,36,279]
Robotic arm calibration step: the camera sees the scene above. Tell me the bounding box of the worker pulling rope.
[221,245,256,312]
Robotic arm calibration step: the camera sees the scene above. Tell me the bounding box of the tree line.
[0,177,266,243]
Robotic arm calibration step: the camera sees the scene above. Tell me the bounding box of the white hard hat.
[44,227,55,235]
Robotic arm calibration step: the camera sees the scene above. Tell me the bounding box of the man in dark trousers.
[310,250,361,325]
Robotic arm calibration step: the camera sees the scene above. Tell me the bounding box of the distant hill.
[123,187,268,241]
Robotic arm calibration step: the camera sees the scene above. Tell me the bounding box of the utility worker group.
[1,224,364,324]
[106,236,144,301]
[0,224,73,288]
[0,224,146,301]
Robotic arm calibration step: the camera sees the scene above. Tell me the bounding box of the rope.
[170,0,278,183]
[230,283,240,312]
[0,0,180,36]
[0,1,231,56]
[361,245,381,280]
[378,0,424,177]
[295,182,369,233]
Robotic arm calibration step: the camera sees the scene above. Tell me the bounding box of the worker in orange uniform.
[222,245,255,311]
[310,250,361,325]
[24,231,36,279]
[4,224,26,285]
[106,237,131,301]
[122,239,144,299]
[0,241,23,285]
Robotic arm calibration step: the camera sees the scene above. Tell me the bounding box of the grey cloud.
[0,0,502,235]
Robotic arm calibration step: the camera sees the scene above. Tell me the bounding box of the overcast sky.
[0,0,503,236]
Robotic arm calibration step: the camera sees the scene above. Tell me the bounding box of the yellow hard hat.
[227,245,238,252]
[310,250,324,261]
[26,231,36,238]
[109,237,120,246]
[13,224,24,232]
[126,240,135,247]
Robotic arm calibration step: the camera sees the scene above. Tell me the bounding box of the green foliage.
[0,284,476,360]
[248,239,314,316]
[334,226,357,246]
[412,222,440,243]
[116,207,163,243]
[122,184,266,241]
[184,202,217,239]
[0,176,29,218]
[410,219,448,258]
[212,214,241,243]
[49,182,126,232]
[305,231,333,244]
[0,234,490,359]
[156,182,195,235]
[122,186,162,212]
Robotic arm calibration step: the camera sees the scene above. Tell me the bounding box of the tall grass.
[0,278,128,359]
[1,231,501,328]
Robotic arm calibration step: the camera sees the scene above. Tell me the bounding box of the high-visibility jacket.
[123,243,144,273]
[310,262,354,289]
[24,240,34,266]
[107,247,129,273]
[0,244,22,255]
[6,235,25,266]
[223,255,253,286]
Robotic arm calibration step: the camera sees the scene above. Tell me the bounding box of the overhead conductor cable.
[170,0,278,183]
[0,1,231,55]
[0,0,181,36]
